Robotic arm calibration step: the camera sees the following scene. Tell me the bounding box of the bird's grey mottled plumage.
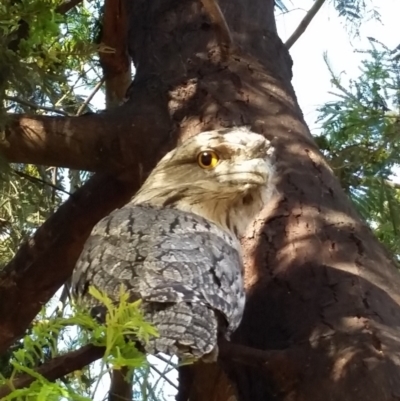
[72,127,275,361]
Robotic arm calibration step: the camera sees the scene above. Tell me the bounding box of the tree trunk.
[124,0,400,400]
[1,0,400,400]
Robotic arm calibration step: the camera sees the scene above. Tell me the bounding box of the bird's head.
[132,127,276,237]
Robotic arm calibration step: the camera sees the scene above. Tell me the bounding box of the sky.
[277,0,400,134]
[277,0,400,183]
[87,1,400,399]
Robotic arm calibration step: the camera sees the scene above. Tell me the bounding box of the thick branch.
[0,340,292,398]
[0,344,105,399]
[1,100,169,171]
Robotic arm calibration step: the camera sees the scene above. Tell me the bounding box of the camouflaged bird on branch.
[72,127,276,361]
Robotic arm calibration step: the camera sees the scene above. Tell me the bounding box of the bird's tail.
[142,302,218,361]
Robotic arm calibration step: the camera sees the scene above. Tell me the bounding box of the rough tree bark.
[1,0,400,400]
[98,0,131,108]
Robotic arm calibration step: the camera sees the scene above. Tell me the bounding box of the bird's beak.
[217,158,272,186]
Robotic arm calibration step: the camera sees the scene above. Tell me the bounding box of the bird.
[71,127,276,361]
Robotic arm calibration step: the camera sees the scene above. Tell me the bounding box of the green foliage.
[0,162,65,266]
[0,0,101,119]
[333,0,380,27]
[86,286,158,362]
[0,2,166,399]
[0,286,159,401]
[316,40,400,260]
[0,0,102,267]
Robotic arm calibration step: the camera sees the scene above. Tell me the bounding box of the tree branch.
[1,94,171,171]
[76,77,106,116]
[4,96,70,116]
[285,0,326,49]
[55,0,83,14]
[97,5,132,398]
[99,0,132,109]
[0,340,293,398]
[0,83,173,353]
[11,169,71,196]
[108,367,133,401]
[150,364,178,390]
[0,344,106,399]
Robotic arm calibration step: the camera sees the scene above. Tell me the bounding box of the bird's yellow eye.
[197,150,219,169]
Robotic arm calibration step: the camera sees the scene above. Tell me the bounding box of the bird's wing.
[72,204,245,333]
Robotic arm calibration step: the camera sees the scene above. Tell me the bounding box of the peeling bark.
[99,0,132,108]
